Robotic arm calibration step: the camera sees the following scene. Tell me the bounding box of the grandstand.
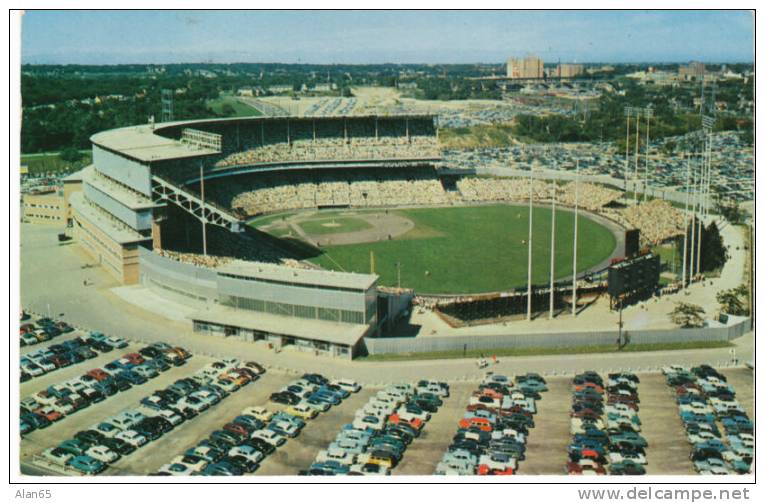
[68,112,676,358]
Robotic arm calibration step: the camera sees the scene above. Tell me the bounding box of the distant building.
[556,63,585,78]
[506,55,544,79]
[268,84,293,94]
[237,88,254,97]
[678,61,705,80]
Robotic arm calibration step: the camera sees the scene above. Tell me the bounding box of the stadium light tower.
[633,109,641,203]
[549,178,556,320]
[689,156,697,280]
[643,106,653,201]
[572,160,580,316]
[682,153,690,288]
[623,107,632,191]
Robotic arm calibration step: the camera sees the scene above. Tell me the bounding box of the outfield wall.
[362,317,750,355]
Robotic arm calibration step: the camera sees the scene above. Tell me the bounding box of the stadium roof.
[91,114,438,164]
[189,306,370,347]
[90,125,217,163]
[217,260,378,291]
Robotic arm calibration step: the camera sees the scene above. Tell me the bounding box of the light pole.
[572,160,579,316]
[200,162,208,256]
[633,109,640,203]
[549,178,556,320]
[527,161,535,321]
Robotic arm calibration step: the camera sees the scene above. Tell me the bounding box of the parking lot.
[21,364,754,476]
[107,370,296,475]
[256,388,377,475]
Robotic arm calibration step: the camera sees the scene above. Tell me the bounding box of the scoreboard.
[607,253,660,298]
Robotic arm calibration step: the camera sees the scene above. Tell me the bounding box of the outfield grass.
[358,340,733,362]
[21,151,92,176]
[309,204,616,294]
[298,217,372,236]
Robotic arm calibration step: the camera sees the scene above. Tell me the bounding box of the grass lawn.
[207,95,263,117]
[439,124,517,149]
[298,216,372,236]
[21,151,92,176]
[309,204,616,294]
[358,340,733,362]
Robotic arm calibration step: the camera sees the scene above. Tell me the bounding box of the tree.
[670,302,706,328]
[59,147,83,162]
[716,285,749,316]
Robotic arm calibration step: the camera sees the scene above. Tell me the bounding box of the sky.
[21,10,754,65]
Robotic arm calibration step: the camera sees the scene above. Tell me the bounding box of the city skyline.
[21,10,754,65]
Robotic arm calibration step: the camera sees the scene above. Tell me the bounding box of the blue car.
[68,455,106,475]
[201,461,243,476]
[310,460,349,475]
[21,412,51,429]
[309,391,340,406]
[118,370,147,385]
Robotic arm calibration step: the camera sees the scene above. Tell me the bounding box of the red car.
[34,407,63,422]
[458,417,493,432]
[87,368,110,381]
[574,383,604,393]
[567,461,606,475]
[123,353,145,366]
[478,465,514,475]
[388,414,423,431]
[223,422,251,438]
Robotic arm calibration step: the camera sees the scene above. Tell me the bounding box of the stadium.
[70,114,683,359]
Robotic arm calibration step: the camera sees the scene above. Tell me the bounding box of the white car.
[242,406,272,422]
[157,409,184,426]
[360,405,391,419]
[380,388,408,401]
[21,363,45,377]
[228,445,264,464]
[115,429,148,447]
[315,448,356,466]
[86,445,120,464]
[34,360,56,373]
[608,451,646,465]
[172,455,207,472]
[687,430,719,444]
[662,365,688,375]
[571,418,604,434]
[478,453,517,472]
[50,400,75,416]
[394,408,429,423]
[33,391,58,406]
[251,429,286,447]
[41,447,73,466]
[331,379,361,393]
[679,402,712,414]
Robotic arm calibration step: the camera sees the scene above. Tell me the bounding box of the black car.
[74,429,105,446]
[302,373,328,386]
[101,436,136,455]
[224,455,259,474]
[139,346,164,360]
[270,391,300,405]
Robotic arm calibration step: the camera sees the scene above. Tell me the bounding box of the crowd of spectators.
[621,199,685,245]
[214,136,440,168]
